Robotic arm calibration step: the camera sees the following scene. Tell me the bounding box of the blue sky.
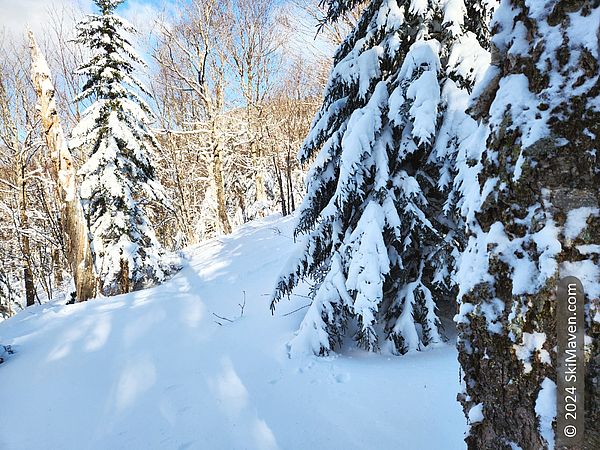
[0,0,319,33]
[0,0,334,73]
[0,0,179,36]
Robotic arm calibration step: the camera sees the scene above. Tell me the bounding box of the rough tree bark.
[457,2,600,449]
[28,31,97,302]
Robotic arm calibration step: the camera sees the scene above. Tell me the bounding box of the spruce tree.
[271,0,493,356]
[71,0,174,296]
[455,1,600,448]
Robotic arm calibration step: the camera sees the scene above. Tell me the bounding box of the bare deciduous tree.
[154,0,233,239]
[29,31,97,302]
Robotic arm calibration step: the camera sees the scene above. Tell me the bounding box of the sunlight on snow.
[84,314,112,352]
[253,418,279,450]
[47,317,95,361]
[180,297,205,329]
[210,357,249,417]
[115,354,156,412]
[123,309,166,347]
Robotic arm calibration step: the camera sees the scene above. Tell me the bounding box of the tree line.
[0,0,347,313]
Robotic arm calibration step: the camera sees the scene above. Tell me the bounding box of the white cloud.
[0,0,92,39]
[119,0,176,37]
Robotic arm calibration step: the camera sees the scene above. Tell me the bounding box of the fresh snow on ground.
[0,215,465,450]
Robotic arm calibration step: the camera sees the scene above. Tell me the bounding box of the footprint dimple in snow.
[335,373,350,383]
[296,361,315,374]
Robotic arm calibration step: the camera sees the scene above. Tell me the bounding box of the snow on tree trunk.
[271,0,493,356]
[28,31,97,302]
[455,1,600,448]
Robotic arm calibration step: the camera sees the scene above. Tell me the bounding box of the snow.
[564,207,599,240]
[576,244,600,255]
[357,47,383,98]
[488,74,549,179]
[513,332,548,374]
[456,213,561,301]
[345,202,390,344]
[381,0,404,32]
[334,81,388,208]
[330,45,383,101]
[531,220,561,285]
[407,70,441,145]
[468,403,484,424]
[453,123,489,223]
[506,21,529,56]
[442,0,466,36]
[0,215,466,450]
[409,0,428,17]
[288,252,352,357]
[447,32,491,85]
[561,260,600,301]
[490,0,521,54]
[567,6,600,58]
[534,378,556,449]
[397,40,441,82]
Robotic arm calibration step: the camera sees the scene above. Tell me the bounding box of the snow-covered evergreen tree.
[271,0,493,356]
[71,0,175,296]
[455,1,600,448]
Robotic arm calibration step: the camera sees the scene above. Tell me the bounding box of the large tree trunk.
[28,32,97,302]
[457,2,600,449]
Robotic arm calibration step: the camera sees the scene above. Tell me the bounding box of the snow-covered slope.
[0,215,465,450]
